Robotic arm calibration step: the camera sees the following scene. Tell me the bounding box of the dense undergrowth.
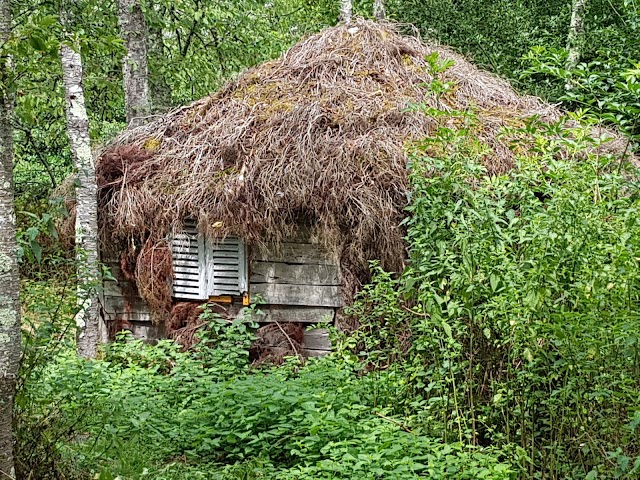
[347,112,640,477]
[16,313,515,479]
[15,95,640,478]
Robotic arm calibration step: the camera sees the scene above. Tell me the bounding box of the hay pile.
[96,20,628,312]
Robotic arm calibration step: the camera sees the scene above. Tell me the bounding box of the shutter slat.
[212,278,241,285]
[173,253,199,260]
[212,272,240,279]
[210,257,241,265]
[175,294,204,300]
[210,238,239,245]
[175,273,200,281]
[173,264,199,270]
[210,251,241,259]
[174,267,199,274]
[210,265,239,272]
[173,260,198,270]
[171,245,199,253]
[211,286,240,292]
[173,286,201,293]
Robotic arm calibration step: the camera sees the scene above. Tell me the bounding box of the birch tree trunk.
[60,36,100,358]
[566,0,587,72]
[373,0,385,20]
[340,0,352,24]
[0,0,21,477]
[118,0,150,127]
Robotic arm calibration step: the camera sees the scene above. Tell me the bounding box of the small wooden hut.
[95,20,626,356]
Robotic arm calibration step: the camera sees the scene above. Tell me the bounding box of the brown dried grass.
[167,302,202,333]
[134,237,173,323]
[250,322,305,366]
[96,20,630,305]
[167,302,204,347]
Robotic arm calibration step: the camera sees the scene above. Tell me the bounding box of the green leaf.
[489,274,499,292]
[26,226,39,241]
[523,348,533,363]
[442,321,452,340]
[30,239,42,262]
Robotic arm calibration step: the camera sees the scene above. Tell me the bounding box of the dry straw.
[96,20,629,315]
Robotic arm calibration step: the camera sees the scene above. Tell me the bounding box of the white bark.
[60,41,100,359]
[566,0,587,71]
[373,0,385,20]
[340,0,352,24]
[0,0,20,477]
[118,0,150,127]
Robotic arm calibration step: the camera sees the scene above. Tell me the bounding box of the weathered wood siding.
[303,328,332,356]
[250,306,335,324]
[250,242,343,310]
[101,261,153,323]
[100,258,166,342]
[246,238,340,354]
[101,231,340,355]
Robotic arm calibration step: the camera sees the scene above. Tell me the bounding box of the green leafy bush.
[18,310,515,479]
[523,46,640,140]
[349,105,640,477]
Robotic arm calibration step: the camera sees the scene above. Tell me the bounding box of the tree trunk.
[340,0,352,24]
[0,0,21,477]
[118,0,150,127]
[60,39,100,359]
[566,0,587,71]
[373,0,385,20]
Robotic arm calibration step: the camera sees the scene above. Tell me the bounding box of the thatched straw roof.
[97,20,627,305]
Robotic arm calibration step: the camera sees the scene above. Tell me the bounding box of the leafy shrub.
[19,312,516,479]
[523,46,640,140]
[348,106,640,477]
[14,280,78,479]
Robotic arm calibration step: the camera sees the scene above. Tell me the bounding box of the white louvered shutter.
[205,237,248,296]
[171,220,247,300]
[171,220,207,300]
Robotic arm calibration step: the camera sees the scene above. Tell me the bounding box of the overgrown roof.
[96,19,627,306]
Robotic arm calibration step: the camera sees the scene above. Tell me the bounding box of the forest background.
[10,0,640,209]
[1,0,640,478]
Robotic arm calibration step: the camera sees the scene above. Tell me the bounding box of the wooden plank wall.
[100,259,166,341]
[248,239,342,354]
[251,242,343,308]
[101,234,341,354]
